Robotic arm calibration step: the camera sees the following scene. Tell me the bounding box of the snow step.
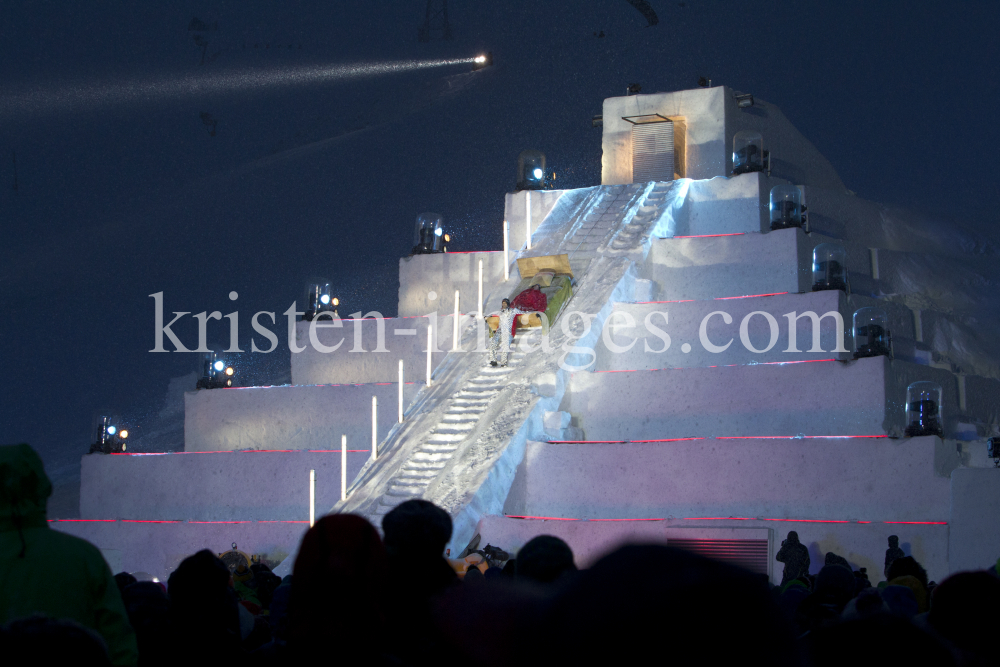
[419,447,459,457]
[434,424,475,434]
[404,452,450,470]
[426,433,466,444]
[401,465,446,476]
[395,469,438,480]
[447,407,488,416]
[411,451,452,462]
[385,487,423,498]
[441,414,479,423]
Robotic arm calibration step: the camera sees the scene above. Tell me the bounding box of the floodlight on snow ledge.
[303,282,338,321]
[905,381,944,438]
[852,307,892,360]
[412,212,448,254]
[770,185,807,231]
[196,351,235,390]
[89,415,128,454]
[812,243,849,292]
[734,93,754,108]
[732,131,769,175]
[516,150,547,191]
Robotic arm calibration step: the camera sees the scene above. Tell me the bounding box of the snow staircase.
[370,345,533,517]
[331,180,683,549]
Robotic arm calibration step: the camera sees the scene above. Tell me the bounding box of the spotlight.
[444,234,450,243]
[412,213,448,254]
[811,243,848,292]
[197,351,236,389]
[332,297,339,306]
[303,282,337,321]
[472,52,493,71]
[988,438,1000,467]
[769,185,807,230]
[735,92,754,108]
[852,307,893,359]
[89,415,129,454]
[732,131,769,175]
[516,149,547,191]
[626,83,642,95]
[905,381,944,438]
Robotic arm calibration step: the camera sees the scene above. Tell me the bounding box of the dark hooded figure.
[775,531,810,586]
[0,443,137,665]
[287,514,389,662]
[167,549,243,661]
[381,499,457,664]
[824,551,851,570]
[541,545,798,665]
[884,535,905,578]
[516,535,577,584]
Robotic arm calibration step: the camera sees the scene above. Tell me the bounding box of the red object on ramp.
[512,285,547,312]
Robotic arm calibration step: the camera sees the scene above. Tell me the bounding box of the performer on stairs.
[487,298,527,367]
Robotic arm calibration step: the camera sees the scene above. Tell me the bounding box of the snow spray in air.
[0,56,486,117]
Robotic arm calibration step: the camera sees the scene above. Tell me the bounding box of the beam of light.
[1,57,479,117]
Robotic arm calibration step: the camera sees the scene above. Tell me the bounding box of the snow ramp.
[331,181,681,554]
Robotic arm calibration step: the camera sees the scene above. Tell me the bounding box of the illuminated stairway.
[333,181,680,547]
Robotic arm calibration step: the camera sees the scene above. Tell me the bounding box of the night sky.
[2,1,998,514]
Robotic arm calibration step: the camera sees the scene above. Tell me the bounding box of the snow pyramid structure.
[65,86,1000,583]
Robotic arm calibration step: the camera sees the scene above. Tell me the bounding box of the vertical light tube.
[340,435,347,501]
[503,220,509,281]
[526,191,532,250]
[371,396,378,461]
[452,290,460,351]
[478,260,484,318]
[426,325,433,386]
[309,469,315,527]
[398,359,404,423]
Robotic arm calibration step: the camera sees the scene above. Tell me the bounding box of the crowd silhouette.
[3,443,1000,666]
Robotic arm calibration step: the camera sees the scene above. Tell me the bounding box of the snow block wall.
[397,250,508,318]
[503,189,566,256]
[562,357,961,441]
[291,315,460,386]
[80,450,368,521]
[640,228,809,301]
[184,383,421,452]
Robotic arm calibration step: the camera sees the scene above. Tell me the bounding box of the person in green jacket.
[0,443,138,665]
